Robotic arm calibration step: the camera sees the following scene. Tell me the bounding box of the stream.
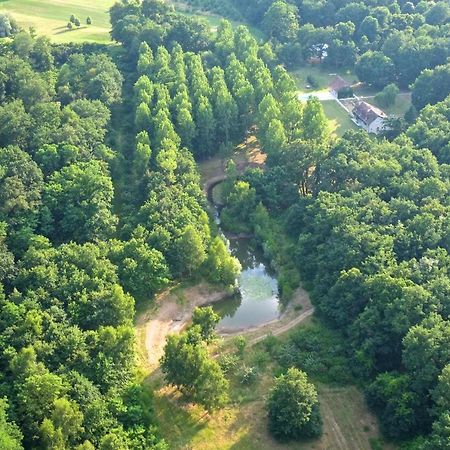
[209,183,283,331]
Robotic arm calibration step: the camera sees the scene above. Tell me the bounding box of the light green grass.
[169,0,265,41]
[291,65,357,93]
[150,322,395,450]
[1,0,115,43]
[367,93,412,118]
[321,100,359,137]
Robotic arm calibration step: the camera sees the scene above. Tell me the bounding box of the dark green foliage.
[355,51,395,88]
[366,373,422,439]
[412,63,450,110]
[374,83,399,108]
[407,95,450,163]
[108,229,170,304]
[275,321,353,385]
[191,306,220,342]
[41,160,118,243]
[0,146,43,231]
[266,368,322,441]
[262,1,299,43]
[337,86,353,99]
[58,53,123,105]
[220,181,257,233]
[205,236,241,286]
[160,326,229,411]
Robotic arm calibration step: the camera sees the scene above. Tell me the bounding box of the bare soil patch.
[136,283,230,369]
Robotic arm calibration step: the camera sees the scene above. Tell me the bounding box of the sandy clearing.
[140,283,231,368]
[139,280,315,372]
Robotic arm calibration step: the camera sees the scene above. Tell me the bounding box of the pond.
[209,182,282,331]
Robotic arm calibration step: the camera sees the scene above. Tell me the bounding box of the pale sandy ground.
[136,283,231,369]
[137,283,314,370]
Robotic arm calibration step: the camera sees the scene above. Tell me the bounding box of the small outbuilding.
[352,101,387,134]
[329,76,351,98]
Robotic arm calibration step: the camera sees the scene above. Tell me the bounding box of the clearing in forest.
[1,0,115,43]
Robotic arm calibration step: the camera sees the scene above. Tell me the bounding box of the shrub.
[266,368,322,440]
[234,335,247,356]
[218,354,240,375]
[240,365,259,384]
[263,333,279,356]
[338,86,354,98]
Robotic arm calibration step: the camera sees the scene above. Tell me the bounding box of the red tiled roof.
[329,76,350,92]
[352,101,387,125]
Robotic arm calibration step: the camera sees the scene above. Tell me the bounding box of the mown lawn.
[1,0,115,43]
[368,93,412,117]
[321,100,359,137]
[291,65,358,93]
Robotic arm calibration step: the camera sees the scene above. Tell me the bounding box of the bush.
[374,83,399,108]
[338,86,353,98]
[266,368,322,441]
[263,333,280,356]
[306,75,319,89]
[249,349,271,368]
[275,322,353,384]
[218,354,240,375]
[239,365,259,384]
[234,335,247,356]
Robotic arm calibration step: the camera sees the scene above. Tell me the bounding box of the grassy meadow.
[168,0,265,40]
[144,316,394,450]
[1,0,115,43]
[291,65,357,94]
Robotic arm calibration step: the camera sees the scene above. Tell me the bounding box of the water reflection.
[213,238,281,330]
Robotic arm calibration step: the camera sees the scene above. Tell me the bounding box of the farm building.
[352,101,387,134]
[329,76,351,98]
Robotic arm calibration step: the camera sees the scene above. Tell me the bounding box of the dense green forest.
[0,0,450,448]
[186,0,450,87]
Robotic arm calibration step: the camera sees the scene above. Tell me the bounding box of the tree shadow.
[152,385,210,448]
[54,26,87,35]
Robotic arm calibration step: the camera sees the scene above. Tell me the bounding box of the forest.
[0,0,449,449]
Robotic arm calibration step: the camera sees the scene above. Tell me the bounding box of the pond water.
[209,183,282,330]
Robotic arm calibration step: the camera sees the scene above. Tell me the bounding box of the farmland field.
[0,0,115,43]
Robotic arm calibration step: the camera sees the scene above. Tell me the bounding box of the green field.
[1,0,115,43]
[169,0,265,40]
[147,316,394,450]
[321,100,359,137]
[291,65,357,93]
[368,92,412,117]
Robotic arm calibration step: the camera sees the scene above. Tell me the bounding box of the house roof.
[352,101,387,125]
[329,75,350,92]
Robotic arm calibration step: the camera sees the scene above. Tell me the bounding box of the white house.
[352,101,387,134]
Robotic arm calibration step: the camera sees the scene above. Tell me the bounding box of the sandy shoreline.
[137,282,314,370]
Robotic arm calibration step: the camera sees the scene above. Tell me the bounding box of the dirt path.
[138,281,314,371]
[137,283,230,369]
